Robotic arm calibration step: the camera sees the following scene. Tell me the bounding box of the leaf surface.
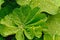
[16,0,60,15]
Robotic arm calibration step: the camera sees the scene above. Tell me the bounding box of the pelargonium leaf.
[0,5,47,39]
[30,0,60,15]
[12,5,47,27]
[44,10,60,40]
[46,13,60,35]
[12,5,47,39]
[16,0,60,15]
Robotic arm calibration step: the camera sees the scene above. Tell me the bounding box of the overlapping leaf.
[16,0,60,15]
[0,5,47,40]
[44,10,60,40]
[30,0,59,15]
[46,13,60,35]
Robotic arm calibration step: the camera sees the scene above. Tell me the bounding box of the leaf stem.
[53,35,55,40]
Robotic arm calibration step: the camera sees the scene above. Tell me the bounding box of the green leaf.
[0,0,4,9]
[0,5,47,39]
[12,5,47,39]
[44,10,60,40]
[16,0,60,15]
[46,13,60,35]
[0,24,18,37]
[15,29,24,40]
[30,0,60,15]
[12,5,47,28]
